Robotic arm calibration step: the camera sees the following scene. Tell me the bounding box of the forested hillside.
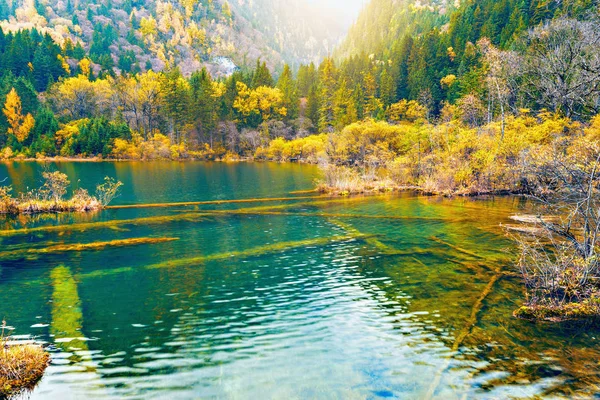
[335,0,597,115]
[0,0,599,189]
[0,0,349,77]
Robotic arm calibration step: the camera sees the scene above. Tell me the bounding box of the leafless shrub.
[515,228,598,308]
[0,185,17,214]
[513,138,600,319]
[40,171,70,202]
[522,17,600,119]
[95,177,123,207]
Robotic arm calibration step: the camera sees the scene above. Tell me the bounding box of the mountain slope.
[335,0,452,60]
[229,0,361,69]
[333,0,597,111]
[337,0,596,59]
[0,0,355,76]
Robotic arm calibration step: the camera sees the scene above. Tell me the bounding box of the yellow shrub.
[254,146,268,160]
[454,164,473,188]
[112,138,141,160]
[585,115,600,140]
[257,134,328,162]
[266,137,287,161]
[55,120,84,149]
[1,147,13,160]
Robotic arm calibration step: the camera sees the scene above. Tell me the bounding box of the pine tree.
[379,69,395,107]
[72,42,86,59]
[277,64,298,121]
[353,84,365,121]
[32,46,53,91]
[333,79,357,130]
[28,107,59,153]
[297,62,317,98]
[318,57,336,133]
[251,60,273,88]
[161,68,191,143]
[306,83,320,131]
[363,70,379,118]
[190,68,217,145]
[34,0,46,16]
[0,0,9,20]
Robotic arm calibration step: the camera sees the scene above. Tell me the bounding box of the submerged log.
[0,213,209,237]
[205,209,459,223]
[50,265,89,354]
[501,223,545,235]
[429,236,486,260]
[327,218,395,254]
[509,214,557,224]
[105,195,323,210]
[0,237,178,260]
[424,266,504,399]
[79,234,372,280]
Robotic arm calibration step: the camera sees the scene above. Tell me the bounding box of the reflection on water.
[1,162,600,399]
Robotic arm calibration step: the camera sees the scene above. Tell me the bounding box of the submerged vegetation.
[0,171,122,215]
[0,0,598,343]
[0,321,50,398]
[0,237,178,260]
[50,266,88,354]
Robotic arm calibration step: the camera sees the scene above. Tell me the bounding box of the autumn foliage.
[3,88,34,143]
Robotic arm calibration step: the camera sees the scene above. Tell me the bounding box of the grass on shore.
[513,299,600,323]
[315,164,507,197]
[1,195,103,215]
[0,172,122,216]
[0,339,50,398]
[316,164,401,196]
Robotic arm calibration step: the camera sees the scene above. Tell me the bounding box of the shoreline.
[0,156,255,163]
[316,180,528,198]
[0,157,529,199]
[514,302,600,324]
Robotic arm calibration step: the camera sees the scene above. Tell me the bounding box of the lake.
[0,161,598,399]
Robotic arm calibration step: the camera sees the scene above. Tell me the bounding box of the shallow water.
[1,161,599,399]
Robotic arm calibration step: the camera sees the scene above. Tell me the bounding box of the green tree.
[318,57,336,133]
[251,60,273,89]
[29,107,59,155]
[161,68,191,143]
[333,79,357,130]
[277,64,298,121]
[379,68,395,107]
[189,68,218,146]
[306,83,320,132]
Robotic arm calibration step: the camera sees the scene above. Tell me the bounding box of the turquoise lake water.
[1,161,599,399]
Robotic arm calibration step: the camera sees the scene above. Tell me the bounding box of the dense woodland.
[0,0,599,196]
[0,0,348,75]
